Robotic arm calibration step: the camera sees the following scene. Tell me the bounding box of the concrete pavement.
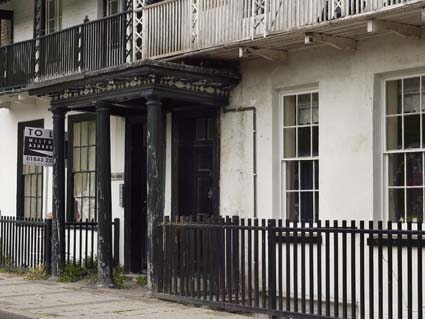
[0,274,250,319]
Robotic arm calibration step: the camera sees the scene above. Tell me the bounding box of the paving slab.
[0,274,251,319]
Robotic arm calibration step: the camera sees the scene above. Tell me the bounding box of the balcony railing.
[0,0,416,91]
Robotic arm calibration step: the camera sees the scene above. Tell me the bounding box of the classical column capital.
[50,107,67,118]
[93,101,112,112]
[145,95,163,106]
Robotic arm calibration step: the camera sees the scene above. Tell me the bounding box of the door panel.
[176,112,218,218]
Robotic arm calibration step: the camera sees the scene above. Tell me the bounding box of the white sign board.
[23,127,54,167]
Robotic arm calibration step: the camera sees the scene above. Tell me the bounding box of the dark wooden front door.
[174,111,219,218]
[124,116,147,273]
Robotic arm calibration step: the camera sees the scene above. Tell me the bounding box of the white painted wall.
[0,0,100,43]
[0,101,126,264]
[0,0,34,42]
[223,31,425,222]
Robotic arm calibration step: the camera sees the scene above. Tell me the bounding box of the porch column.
[96,104,113,287]
[52,108,67,276]
[146,96,164,291]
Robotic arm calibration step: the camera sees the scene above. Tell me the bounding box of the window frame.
[45,0,62,34]
[279,89,319,222]
[105,0,123,16]
[383,73,425,222]
[17,119,44,219]
[67,113,97,222]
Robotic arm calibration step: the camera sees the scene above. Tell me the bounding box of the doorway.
[173,109,220,219]
[124,116,147,273]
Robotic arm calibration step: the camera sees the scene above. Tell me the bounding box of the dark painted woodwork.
[16,119,44,219]
[52,108,66,275]
[96,104,113,286]
[172,109,220,218]
[146,97,164,290]
[124,115,147,273]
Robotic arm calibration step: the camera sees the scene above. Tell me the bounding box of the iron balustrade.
[0,0,417,90]
[38,27,79,79]
[157,216,425,319]
[0,216,51,272]
[80,13,128,72]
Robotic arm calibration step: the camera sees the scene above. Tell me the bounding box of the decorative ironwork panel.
[133,0,145,61]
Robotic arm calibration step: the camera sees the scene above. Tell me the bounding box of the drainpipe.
[223,106,257,218]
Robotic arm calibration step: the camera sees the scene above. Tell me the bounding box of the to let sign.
[23,127,54,167]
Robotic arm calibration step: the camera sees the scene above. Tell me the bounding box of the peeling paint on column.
[146,97,164,292]
[51,108,66,276]
[96,105,113,287]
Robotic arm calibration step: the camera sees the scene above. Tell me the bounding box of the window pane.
[300,161,313,190]
[301,192,313,222]
[80,147,88,171]
[285,161,298,190]
[37,175,42,196]
[404,77,420,114]
[24,198,30,218]
[37,198,42,218]
[90,173,96,197]
[284,96,296,126]
[297,94,311,125]
[73,123,81,146]
[314,160,319,190]
[74,173,82,197]
[73,148,80,172]
[90,199,96,221]
[283,128,296,158]
[386,80,402,115]
[406,188,423,222]
[31,198,37,216]
[404,115,420,149]
[389,189,404,222]
[81,122,89,146]
[312,93,319,124]
[89,121,96,145]
[298,127,311,157]
[24,175,31,196]
[81,198,90,220]
[88,146,96,171]
[74,198,81,220]
[286,192,299,221]
[82,174,89,196]
[31,175,37,196]
[312,126,318,156]
[406,152,423,186]
[314,191,319,222]
[388,153,404,186]
[386,116,402,150]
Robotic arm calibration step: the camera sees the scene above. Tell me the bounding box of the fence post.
[113,218,120,267]
[45,219,52,275]
[268,219,276,310]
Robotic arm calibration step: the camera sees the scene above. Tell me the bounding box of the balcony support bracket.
[367,19,421,39]
[239,47,288,63]
[304,33,356,51]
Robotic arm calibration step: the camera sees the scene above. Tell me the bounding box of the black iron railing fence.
[0,216,51,271]
[0,216,120,275]
[65,218,120,267]
[156,216,425,319]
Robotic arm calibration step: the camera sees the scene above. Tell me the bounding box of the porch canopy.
[28,60,239,287]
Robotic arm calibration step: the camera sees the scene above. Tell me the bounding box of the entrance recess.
[124,116,147,273]
[173,110,219,218]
